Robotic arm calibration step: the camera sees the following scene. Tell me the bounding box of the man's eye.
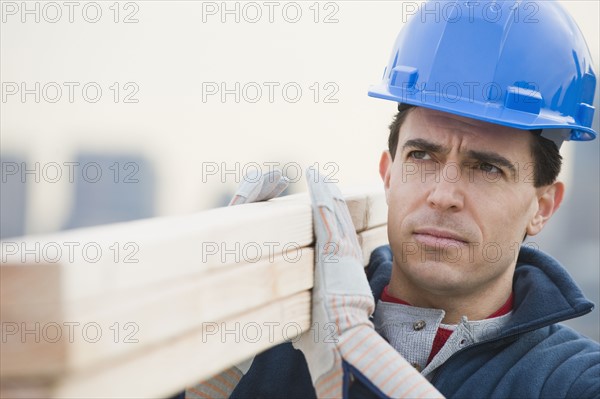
[408,151,431,160]
[479,163,501,174]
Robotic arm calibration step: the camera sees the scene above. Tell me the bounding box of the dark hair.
[387,104,562,187]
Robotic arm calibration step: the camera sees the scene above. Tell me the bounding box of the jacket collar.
[367,245,594,336]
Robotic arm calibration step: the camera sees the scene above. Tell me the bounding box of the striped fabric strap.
[185,366,243,399]
[337,325,443,398]
[312,325,444,398]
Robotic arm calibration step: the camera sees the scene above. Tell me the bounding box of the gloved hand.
[293,167,443,399]
[186,169,289,399]
[228,168,289,206]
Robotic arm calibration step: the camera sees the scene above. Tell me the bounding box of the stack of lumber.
[0,188,388,398]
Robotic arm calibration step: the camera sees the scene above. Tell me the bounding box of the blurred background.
[1,1,598,341]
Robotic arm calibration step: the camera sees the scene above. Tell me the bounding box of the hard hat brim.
[368,83,597,142]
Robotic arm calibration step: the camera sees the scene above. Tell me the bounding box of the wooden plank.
[1,292,311,399]
[1,201,313,305]
[343,187,388,232]
[272,187,387,232]
[1,249,314,377]
[1,188,385,309]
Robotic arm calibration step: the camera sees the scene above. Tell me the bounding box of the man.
[185,1,599,398]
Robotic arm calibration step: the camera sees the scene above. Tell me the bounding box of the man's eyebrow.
[402,138,446,154]
[402,138,517,175]
[465,149,517,175]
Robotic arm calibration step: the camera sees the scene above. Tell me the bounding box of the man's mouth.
[413,227,469,248]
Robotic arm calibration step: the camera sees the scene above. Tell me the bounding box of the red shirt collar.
[381,285,514,319]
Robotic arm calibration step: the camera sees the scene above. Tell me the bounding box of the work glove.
[228,168,289,206]
[186,169,289,398]
[293,166,443,399]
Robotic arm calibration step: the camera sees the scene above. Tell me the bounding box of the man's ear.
[526,181,565,236]
[379,150,393,205]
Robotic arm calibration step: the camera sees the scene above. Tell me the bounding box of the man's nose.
[426,164,465,212]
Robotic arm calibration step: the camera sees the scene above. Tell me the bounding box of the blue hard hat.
[368,0,597,141]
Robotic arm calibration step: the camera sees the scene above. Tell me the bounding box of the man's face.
[379,107,561,298]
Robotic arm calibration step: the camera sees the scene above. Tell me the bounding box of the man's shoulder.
[230,342,316,399]
[519,322,599,361]
[533,322,599,363]
[438,322,599,398]
[506,323,599,397]
[365,245,393,301]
